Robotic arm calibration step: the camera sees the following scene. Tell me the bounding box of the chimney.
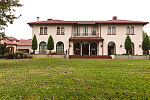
[37,17,39,22]
[47,18,52,21]
[112,16,117,20]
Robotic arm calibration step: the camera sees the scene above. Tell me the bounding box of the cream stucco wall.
[17,45,32,52]
[101,24,143,55]
[32,25,72,54]
[31,23,144,55]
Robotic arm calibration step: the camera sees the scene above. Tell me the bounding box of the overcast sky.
[4,0,150,39]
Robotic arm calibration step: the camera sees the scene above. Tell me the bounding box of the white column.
[89,43,90,55]
[80,43,82,55]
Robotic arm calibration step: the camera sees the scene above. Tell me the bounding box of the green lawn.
[0,58,150,100]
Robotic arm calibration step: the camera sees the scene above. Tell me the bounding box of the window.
[61,27,65,34]
[56,41,64,54]
[131,26,134,34]
[40,27,43,34]
[57,27,60,34]
[83,27,88,35]
[112,26,116,34]
[126,26,130,34]
[107,26,111,34]
[75,27,80,35]
[44,27,47,34]
[39,41,47,54]
[92,27,96,35]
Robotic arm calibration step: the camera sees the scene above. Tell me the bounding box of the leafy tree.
[31,34,37,54]
[142,31,147,40]
[47,35,54,54]
[124,35,132,55]
[142,34,150,55]
[0,0,22,29]
[0,42,8,57]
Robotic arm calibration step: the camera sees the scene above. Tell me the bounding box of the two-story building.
[28,16,148,58]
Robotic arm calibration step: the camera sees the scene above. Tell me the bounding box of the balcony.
[73,33,99,37]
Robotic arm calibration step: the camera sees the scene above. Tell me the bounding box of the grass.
[0,58,150,100]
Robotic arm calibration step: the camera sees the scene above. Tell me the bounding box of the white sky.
[4,0,150,39]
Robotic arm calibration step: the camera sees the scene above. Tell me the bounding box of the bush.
[6,53,14,59]
[30,52,34,55]
[14,52,33,59]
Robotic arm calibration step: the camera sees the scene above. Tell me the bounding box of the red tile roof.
[18,40,32,46]
[28,17,149,26]
[1,40,17,45]
[69,37,104,41]
[7,37,18,41]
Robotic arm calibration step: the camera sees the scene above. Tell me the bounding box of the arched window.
[126,26,130,34]
[57,27,60,35]
[56,41,64,54]
[39,41,47,54]
[107,26,111,34]
[40,27,43,34]
[131,26,134,34]
[108,41,116,55]
[112,26,116,34]
[90,42,97,55]
[44,27,47,35]
[61,27,65,35]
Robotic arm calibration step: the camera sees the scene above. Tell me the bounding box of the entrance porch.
[69,37,104,57]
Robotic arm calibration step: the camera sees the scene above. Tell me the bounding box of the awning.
[69,37,104,41]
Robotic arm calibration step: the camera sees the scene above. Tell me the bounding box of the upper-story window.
[57,27,60,35]
[44,27,47,34]
[83,27,88,35]
[112,26,116,34]
[126,26,130,34]
[40,27,43,34]
[107,26,111,34]
[131,26,134,34]
[61,27,65,35]
[92,27,96,35]
[75,27,80,35]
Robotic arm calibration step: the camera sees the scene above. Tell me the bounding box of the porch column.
[89,43,90,55]
[80,43,82,55]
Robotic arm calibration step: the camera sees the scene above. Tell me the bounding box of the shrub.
[6,53,14,59]
[23,53,28,59]
[14,52,32,59]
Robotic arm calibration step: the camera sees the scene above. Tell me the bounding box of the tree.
[124,35,132,55]
[0,0,22,30]
[142,34,150,55]
[31,34,37,54]
[0,42,8,57]
[47,35,54,54]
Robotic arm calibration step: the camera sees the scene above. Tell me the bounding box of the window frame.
[107,26,111,35]
[126,26,130,34]
[131,26,134,34]
[61,26,65,35]
[75,27,80,35]
[57,27,60,35]
[40,27,43,35]
[91,27,96,35]
[112,26,116,34]
[44,27,47,35]
[83,27,88,35]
